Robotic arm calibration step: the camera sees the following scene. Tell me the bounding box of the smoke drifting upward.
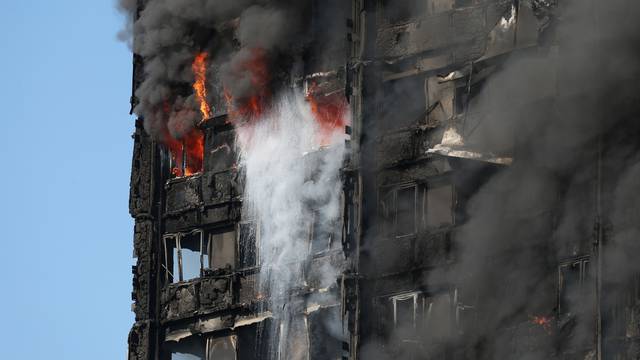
[237,92,347,357]
[416,0,640,358]
[116,0,307,169]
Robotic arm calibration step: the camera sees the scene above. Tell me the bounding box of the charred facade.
[125,1,640,359]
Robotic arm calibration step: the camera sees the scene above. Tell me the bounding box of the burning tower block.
[123,0,640,359]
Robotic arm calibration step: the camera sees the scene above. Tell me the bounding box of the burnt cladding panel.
[204,120,236,173]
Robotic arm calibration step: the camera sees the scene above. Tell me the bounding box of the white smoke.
[236,91,347,358]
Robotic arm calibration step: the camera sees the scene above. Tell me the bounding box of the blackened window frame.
[162,229,205,284]
[380,178,455,239]
[558,256,593,317]
[206,227,238,272]
[380,183,418,239]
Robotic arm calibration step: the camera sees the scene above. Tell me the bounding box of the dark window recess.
[380,185,418,238]
[380,188,396,237]
[396,186,417,237]
[165,336,205,360]
[206,336,236,360]
[238,222,258,268]
[424,184,454,228]
[395,294,417,330]
[309,307,342,360]
[381,76,426,131]
[454,86,467,115]
[235,320,277,360]
[208,230,236,270]
[389,293,420,348]
[381,182,454,238]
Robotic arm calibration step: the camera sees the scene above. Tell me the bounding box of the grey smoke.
[422,0,640,358]
[359,0,640,358]
[117,0,308,141]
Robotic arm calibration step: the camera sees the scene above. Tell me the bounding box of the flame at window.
[192,52,212,121]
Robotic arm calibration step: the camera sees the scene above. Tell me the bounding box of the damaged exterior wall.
[127,0,640,359]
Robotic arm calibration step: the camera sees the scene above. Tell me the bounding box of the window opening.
[206,336,237,360]
[209,230,237,270]
[163,230,205,283]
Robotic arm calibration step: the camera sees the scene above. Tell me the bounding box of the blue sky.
[0,1,135,359]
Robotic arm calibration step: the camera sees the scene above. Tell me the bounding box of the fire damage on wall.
[121,0,640,359]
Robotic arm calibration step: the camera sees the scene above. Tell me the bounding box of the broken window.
[163,230,205,283]
[182,232,204,281]
[165,129,205,178]
[208,229,237,270]
[380,185,417,238]
[166,336,206,360]
[206,336,237,360]
[423,183,454,228]
[238,221,258,269]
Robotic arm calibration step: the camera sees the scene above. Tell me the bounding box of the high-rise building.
[125,1,640,359]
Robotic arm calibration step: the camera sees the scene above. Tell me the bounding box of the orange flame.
[306,82,349,145]
[162,128,204,177]
[192,52,212,121]
[160,100,204,177]
[530,315,553,334]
